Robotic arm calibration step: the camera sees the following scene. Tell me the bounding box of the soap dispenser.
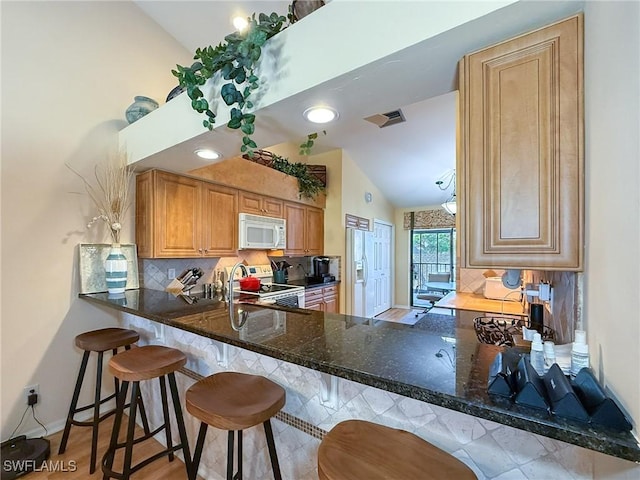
[570,330,589,377]
[529,333,545,376]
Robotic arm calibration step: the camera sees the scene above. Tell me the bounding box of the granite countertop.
[80,289,639,462]
[287,278,340,289]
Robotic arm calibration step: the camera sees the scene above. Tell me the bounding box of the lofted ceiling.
[132,0,583,209]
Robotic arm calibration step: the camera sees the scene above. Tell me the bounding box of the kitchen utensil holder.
[474,316,555,347]
[572,368,632,431]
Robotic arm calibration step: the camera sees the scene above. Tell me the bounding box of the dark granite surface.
[80,289,639,462]
[287,278,340,290]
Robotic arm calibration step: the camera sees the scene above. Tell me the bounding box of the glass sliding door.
[411,228,456,308]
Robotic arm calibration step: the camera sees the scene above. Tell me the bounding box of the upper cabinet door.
[239,191,283,218]
[154,172,202,258]
[460,14,584,271]
[201,183,238,257]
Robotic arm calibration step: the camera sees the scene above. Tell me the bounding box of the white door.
[368,220,393,317]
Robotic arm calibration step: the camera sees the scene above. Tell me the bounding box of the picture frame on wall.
[78,243,139,294]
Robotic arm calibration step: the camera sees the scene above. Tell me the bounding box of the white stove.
[224,264,305,309]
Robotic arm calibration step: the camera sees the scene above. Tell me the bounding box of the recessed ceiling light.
[194,149,220,160]
[232,16,248,31]
[303,106,338,124]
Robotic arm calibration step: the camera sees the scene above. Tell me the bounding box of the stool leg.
[168,372,192,475]
[159,375,174,461]
[264,419,282,480]
[122,381,140,480]
[237,430,243,480]
[190,423,208,480]
[227,431,234,480]
[102,380,129,480]
[59,350,90,455]
[136,386,151,435]
[89,351,104,474]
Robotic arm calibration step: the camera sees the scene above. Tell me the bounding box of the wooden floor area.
[25,415,199,479]
[374,307,426,322]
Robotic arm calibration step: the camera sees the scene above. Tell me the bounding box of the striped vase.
[105,244,127,294]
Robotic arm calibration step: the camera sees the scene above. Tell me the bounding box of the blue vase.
[105,244,127,294]
[125,96,159,124]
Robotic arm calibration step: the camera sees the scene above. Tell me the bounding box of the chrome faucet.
[227,262,248,303]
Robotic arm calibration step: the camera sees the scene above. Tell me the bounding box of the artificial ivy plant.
[270,153,325,200]
[171,7,327,199]
[172,12,287,155]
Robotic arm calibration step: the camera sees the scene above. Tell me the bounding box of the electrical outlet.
[168,268,176,279]
[24,384,39,405]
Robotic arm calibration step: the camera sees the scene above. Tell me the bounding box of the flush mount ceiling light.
[303,106,338,124]
[194,148,220,160]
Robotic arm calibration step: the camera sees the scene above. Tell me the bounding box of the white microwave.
[238,213,286,250]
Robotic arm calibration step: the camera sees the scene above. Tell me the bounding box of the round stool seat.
[186,372,285,431]
[109,345,186,382]
[318,420,477,480]
[75,328,139,352]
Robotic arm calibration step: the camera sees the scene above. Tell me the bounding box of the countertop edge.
[79,293,640,463]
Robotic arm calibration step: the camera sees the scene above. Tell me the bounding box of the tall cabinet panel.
[459,14,584,271]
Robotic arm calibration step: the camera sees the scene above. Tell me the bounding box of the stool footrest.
[72,392,118,414]
[102,444,186,480]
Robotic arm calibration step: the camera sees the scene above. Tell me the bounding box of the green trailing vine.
[171,12,288,155]
[270,153,325,199]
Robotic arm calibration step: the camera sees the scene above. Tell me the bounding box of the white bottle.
[543,341,556,373]
[571,330,589,377]
[530,332,545,375]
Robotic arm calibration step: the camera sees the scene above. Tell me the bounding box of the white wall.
[0,1,191,439]
[583,0,640,437]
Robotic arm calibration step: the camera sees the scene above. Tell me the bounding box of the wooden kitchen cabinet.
[238,191,283,218]
[136,170,238,258]
[284,202,324,255]
[305,285,339,312]
[459,14,584,271]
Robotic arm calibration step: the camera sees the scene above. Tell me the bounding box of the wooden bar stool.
[186,372,286,480]
[317,420,477,480]
[59,327,149,474]
[101,345,191,480]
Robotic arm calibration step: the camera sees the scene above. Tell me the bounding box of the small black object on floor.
[1,435,50,480]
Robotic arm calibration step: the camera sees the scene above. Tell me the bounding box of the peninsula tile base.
[121,313,639,479]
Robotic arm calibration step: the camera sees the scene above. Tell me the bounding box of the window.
[411,228,455,307]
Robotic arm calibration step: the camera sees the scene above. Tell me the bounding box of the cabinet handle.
[198,248,203,253]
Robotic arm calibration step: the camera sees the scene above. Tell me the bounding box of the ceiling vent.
[364,109,406,128]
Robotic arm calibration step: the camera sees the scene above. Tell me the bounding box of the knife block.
[166,279,186,294]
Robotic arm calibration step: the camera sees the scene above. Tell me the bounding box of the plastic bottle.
[543,341,556,373]
[571,330,590,377]
[530,332,545,375]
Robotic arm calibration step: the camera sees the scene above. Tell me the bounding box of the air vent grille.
[363,109,406,128]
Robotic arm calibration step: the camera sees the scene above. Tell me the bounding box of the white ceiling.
[133,0,583,208]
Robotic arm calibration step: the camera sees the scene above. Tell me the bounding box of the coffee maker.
[308,256,335,284]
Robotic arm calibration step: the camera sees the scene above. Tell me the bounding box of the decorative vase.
[105,244,128,294]
[125,96,159,124]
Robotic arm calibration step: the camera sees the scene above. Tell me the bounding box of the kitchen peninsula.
[81,289,639,479]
